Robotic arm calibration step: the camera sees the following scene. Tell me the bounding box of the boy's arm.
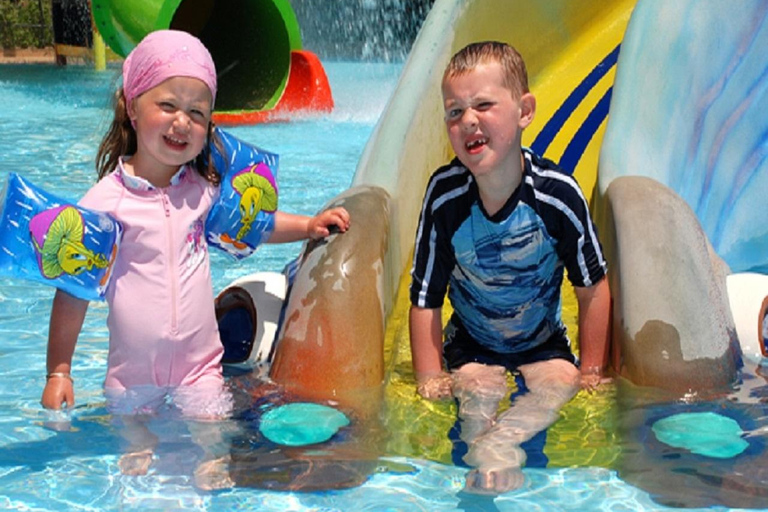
[41,289,89,409]
[573,276,611,391]
[409,305,451,400]
[268,208,350,243]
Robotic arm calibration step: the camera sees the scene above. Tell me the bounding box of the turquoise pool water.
[0,62,766,511]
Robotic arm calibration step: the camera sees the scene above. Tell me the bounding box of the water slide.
[273,0,642,409]
[262,0,768,502]
[276,0,768,403]
[91,0,333,124]
[262,0,638,490]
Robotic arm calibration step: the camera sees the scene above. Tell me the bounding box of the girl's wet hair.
[95,87,222,185]
[443,41,529,99]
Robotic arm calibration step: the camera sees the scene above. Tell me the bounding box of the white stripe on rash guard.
[413,164,467,258]
[527,157,607,279]
[526,175,593,287]
[417,226,436,306]
[414,165,471,306]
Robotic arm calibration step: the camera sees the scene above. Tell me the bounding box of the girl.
[40,30,350,489]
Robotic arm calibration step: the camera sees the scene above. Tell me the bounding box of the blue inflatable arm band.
[205,128,279,260]
[0,173,122,301]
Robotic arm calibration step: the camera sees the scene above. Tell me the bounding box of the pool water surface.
[1,62,767,511]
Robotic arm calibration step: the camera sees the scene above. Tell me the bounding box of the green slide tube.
[91,0,303,111]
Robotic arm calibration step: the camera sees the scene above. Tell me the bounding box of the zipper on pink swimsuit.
[161,190,179,336]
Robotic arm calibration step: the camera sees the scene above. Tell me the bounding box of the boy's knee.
[454,362,506,381]
[452,363,507,397]
[556,361,581,389]
[520,359,579,402]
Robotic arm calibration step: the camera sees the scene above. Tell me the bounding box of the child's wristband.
[46,372,73,384]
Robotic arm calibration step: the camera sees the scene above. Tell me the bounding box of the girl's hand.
[307,207,350,239]
[41,374,74,410]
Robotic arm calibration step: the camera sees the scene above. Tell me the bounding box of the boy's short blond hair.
[443,41,529,99]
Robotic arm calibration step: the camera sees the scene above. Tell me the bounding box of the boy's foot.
[118,449,154,476]
[194,455,235,491]
[464,466,525,495]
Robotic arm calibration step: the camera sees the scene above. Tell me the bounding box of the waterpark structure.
[262,0,768,506]
[275,0,766,410]
[31,0,768,507]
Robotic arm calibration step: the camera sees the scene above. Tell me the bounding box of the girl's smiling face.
[127,76,212,183]
[442,61,535,181]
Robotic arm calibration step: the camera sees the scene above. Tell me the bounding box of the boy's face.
[442,62,535,180]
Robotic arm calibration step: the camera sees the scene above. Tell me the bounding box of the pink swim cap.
[122,30,217,107]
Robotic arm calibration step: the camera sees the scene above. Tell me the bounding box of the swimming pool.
[1,62,766,511]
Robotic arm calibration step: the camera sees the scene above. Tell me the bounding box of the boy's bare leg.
[116,415,157,476]
[452,363,507,443]
[463,358,580,494]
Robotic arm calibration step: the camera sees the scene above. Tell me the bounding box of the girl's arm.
[574,276,612,391]
[267,208,350,244]
[409,305,451,400]
[41,289,89,409]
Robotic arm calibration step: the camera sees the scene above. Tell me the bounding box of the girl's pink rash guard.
[79,162,224,390]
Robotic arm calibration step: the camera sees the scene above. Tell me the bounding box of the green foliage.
[0,0,53,49]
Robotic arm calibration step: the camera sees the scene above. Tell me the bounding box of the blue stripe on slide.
[530,44,621,173]
[559,86,613,174]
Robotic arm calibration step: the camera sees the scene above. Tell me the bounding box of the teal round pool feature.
[259,402,350,446]
[652,412,748,459]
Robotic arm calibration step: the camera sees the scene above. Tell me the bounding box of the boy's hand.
[579,367,611,393]
[416,371,453,400]
[308,207,350,239]
[41,375,74,410]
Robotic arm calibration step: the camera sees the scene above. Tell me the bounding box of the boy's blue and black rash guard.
[409,149,608,354]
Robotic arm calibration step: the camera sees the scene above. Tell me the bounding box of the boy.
[409,41,611,494]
